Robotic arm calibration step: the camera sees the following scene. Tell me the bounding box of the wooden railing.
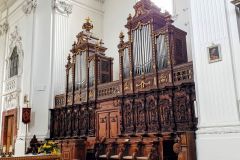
[173,62,194,84]
[97,81,121,100]
[54,62,194,107]
[55,94,65,108]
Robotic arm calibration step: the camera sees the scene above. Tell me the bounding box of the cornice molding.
[197,125,240,135]
[22,0,37,15]
[53,0,73,16]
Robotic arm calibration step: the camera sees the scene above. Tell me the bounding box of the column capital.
[22,0,37,15]
[0,21,9,37]
[53,0,73,16]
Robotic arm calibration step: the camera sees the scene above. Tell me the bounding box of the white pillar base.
[196,126,240,160]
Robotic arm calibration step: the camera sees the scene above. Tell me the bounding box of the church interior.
[0,0,240,160]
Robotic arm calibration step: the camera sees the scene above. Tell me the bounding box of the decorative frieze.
[53,0,73,15]
[0,21,9,37]
[22,0,37,15]
[3,76,21,95]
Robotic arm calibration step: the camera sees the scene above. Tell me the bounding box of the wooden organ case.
[50,0,197,160]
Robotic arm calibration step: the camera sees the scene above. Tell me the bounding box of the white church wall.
[27,0,52,142]
[0,0,37,155]
[190,0,240,159]
[103,0,137,80]
[173,0,192,61]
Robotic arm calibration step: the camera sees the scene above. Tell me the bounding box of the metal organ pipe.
[132,24,153,76]
[157,35,167,70]
[123,48,130,79]
[137,29,141,75]
[75,54,81,89]
[81,51,87,88]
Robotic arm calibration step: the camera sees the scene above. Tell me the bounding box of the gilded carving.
[136,80,151,89]
[159,74,168,83]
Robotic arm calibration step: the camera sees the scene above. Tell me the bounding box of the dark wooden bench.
[95,139,117,160]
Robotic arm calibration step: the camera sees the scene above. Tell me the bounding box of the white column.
[190,0,240,159]
[50,0,73,109]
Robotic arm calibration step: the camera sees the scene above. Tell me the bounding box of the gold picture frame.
[207,44,222,63]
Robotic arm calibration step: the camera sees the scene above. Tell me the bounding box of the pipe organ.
[132,23,153,76]
[50,0,197,160]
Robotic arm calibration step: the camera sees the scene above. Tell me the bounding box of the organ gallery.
[50,0,197,159]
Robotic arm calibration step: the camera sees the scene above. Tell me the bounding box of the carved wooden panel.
[58,139,86,160]
[80,106,88,136]
[123,101,134,134]
[134,99,146,134]
[88,106,95,136]
[65,107,72,137]
[98,113,108,139]
[146,97,159,133]
[160,99,174,132]
[109,112,118,138]
[72,106,79,136]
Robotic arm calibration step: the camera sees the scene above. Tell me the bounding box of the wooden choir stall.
[50,0,197,160]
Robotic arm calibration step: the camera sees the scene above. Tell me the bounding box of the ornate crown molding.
[0,21,9,37]
[22,0,37,15]
[53,0,73,15]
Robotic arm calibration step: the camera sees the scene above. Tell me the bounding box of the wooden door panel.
[6,116,14,152]
[109,112,118,138]
[98,113,108,139]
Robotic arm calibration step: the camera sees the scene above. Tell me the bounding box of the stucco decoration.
[0,21,9,37]
[22,0,37,15]
[53,0,73,15]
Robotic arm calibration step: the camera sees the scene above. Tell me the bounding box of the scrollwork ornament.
[22,0,37,15]
[0,21,9,37]
[53,0,73,15]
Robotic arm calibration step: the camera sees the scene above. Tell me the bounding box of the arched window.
[10,46,19,78]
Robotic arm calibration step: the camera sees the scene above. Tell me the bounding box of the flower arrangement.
[38,141,60,155]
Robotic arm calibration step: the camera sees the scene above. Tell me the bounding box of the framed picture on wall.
[207,44,222,63]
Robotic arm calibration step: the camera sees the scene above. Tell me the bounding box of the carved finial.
[71,41,77,52]
[100,39,104,46]
[95,41,100,52]
[119,31,125,43]
[67,54,71,63]
[165,15,173,25]
[127,14,132,22]
[82,17,93,32]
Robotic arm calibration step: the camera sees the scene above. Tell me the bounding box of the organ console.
[50,0,197,160]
